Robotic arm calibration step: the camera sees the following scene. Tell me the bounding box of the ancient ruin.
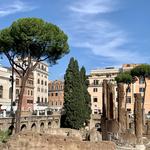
[101,80,149,150]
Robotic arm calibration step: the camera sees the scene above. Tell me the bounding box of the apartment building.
[0,66,16,111]
[33,62,49,111]
[48,80,64,111]
[14,58,49,112]
[88,67,119,114]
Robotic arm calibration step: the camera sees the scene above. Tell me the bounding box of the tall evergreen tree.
[61,58,90,129]
[80,66,91,124]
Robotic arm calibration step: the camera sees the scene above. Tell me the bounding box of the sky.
[0,0,150,80]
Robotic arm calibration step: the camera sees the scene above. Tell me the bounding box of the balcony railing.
[89,83,102,87]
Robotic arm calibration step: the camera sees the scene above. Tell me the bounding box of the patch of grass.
[0,130,11,143]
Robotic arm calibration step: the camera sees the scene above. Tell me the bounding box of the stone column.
[101,80,108,140]
[107,83,115,120]
[103,80,107,118]
[134,93,143,145]
[118,83,126,133]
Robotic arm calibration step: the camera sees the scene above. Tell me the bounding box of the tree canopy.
[130,64,150,79]
[115,71,132,84]
[0,18,69,133]
[0,18,69,67]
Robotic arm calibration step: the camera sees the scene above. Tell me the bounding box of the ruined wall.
[0,132,116,150]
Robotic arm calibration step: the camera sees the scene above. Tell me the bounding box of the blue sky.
[0,0,150,80]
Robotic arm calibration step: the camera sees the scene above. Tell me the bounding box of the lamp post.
[10,65,14,116]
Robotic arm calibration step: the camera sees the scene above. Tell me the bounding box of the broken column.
[134,93,143,145]
[117,83,126,133]
[101,80,108,140]
[107,83,116,120]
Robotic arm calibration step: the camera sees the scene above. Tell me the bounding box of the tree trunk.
[142,78,147,125]
[15,76,28,133]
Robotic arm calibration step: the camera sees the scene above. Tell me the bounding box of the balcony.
[89,83,102,87]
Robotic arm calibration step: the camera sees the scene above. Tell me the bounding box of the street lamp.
[10,65,14,116]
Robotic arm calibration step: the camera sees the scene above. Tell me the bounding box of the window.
[0,86,3,98]
[139,77,144,84]
[60,102,62,105]
[55,93,58,96]
[56,102,57,105]
[127,108,131,112]
[93,88,98,92]
[45,89,47,93]
[41,65,44,70]
[51,93,53,96]
[139,88,145,92]
[37,87,40,92]
[93,97,98,102]
[41,88,44,92]
[41,80,43,85]
[93,80,99,85]
[41,98,43,103]
[37,97,40,103]
[28,90,30,95]
[16,79,19,85]
[127,87,131,93]
[45,98,47,103]
[45,81,47,86]
[31,91,33,96]
[27,100,33,104]
[16,89,19,96]
[28,80,33,85]
[94,111,98,114]
[37,79,40,84]
[52,101,53,105]
[127,96,131,103]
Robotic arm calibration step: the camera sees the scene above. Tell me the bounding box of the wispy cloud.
[69,0,116,14]
[63,0,148,64]
[0,0,36,17]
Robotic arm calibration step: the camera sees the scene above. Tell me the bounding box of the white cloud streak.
[69,0,116,14]
[64,0,148,64]
[0,0,36,17]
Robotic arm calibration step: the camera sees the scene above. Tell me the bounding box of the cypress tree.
[80,66,92,125]
[61,57,85,129]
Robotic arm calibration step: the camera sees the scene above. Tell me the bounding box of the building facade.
[33,62,49,111]
[15,73,34,113]
[88,67,119,115]
[48,80,64,111]
[0,66,16,112]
